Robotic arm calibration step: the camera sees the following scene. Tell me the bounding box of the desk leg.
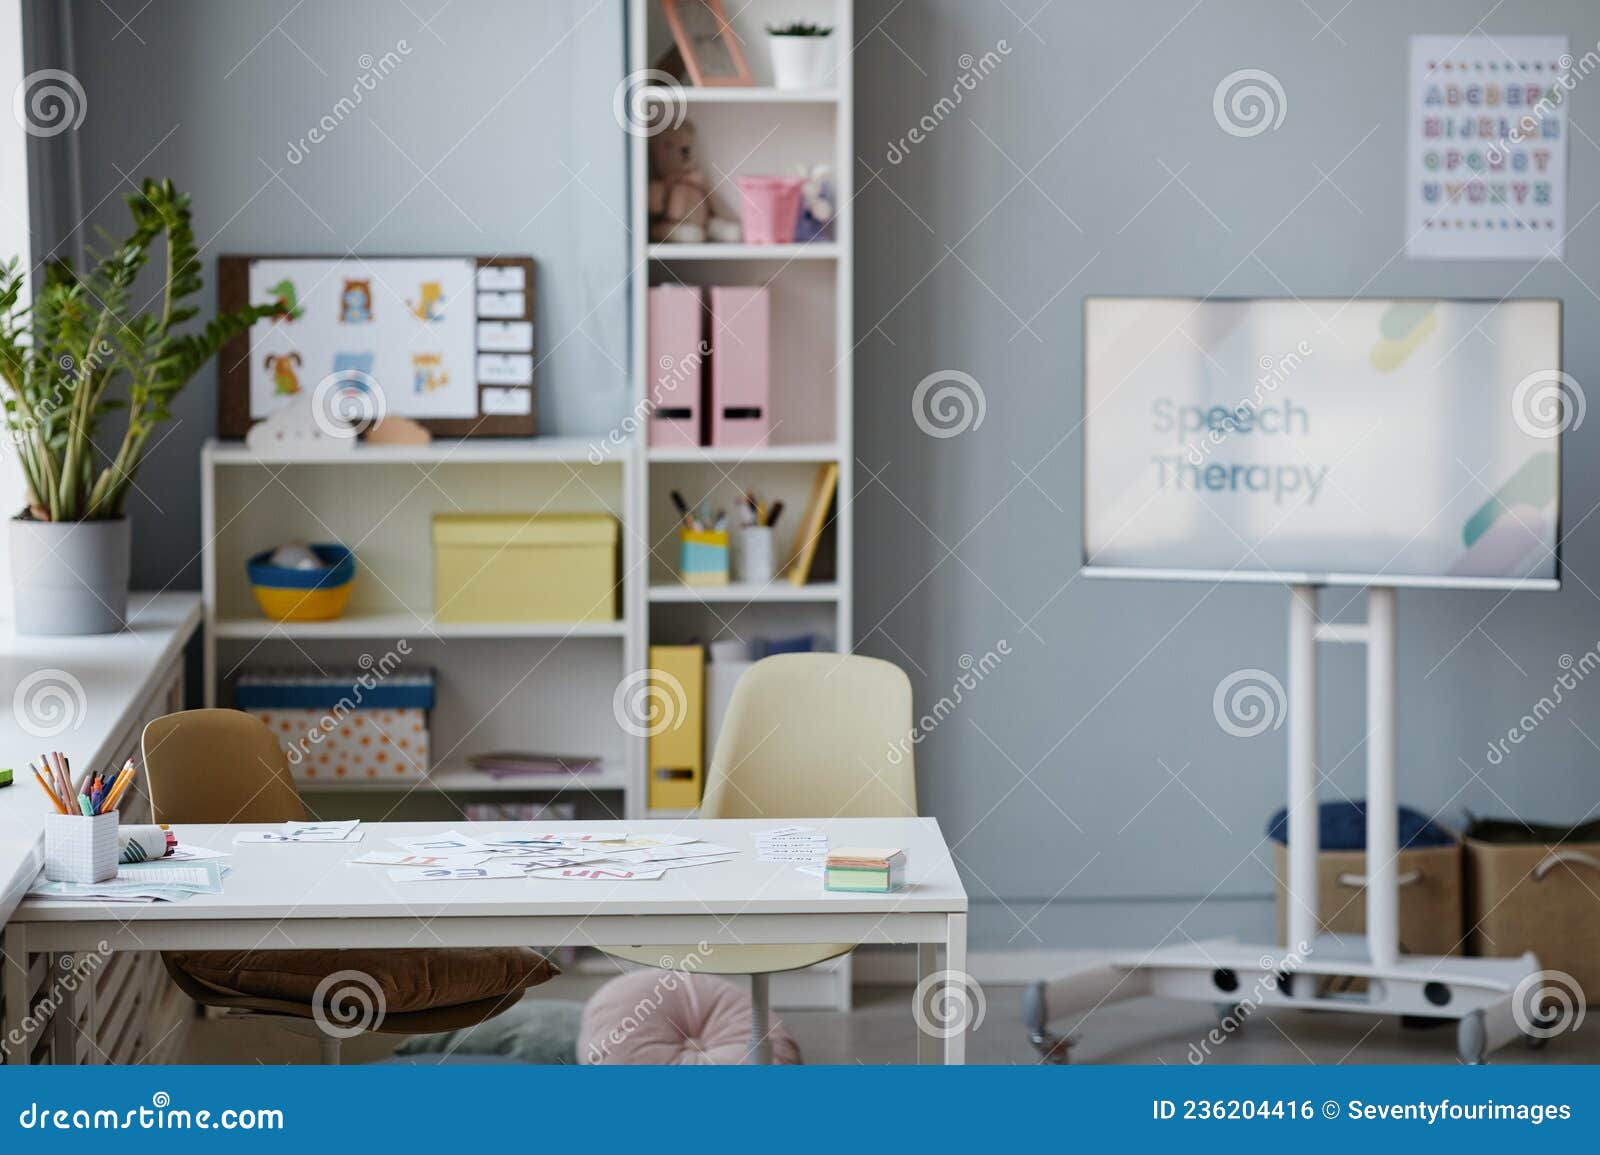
[945,913,968,1066]
[916,942,939,1064]
[2,924,31,1066]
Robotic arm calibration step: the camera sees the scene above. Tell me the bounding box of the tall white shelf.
[201,439,644,818]
[626,0,854,818]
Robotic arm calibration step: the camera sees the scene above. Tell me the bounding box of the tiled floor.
[179,978,1597,1065]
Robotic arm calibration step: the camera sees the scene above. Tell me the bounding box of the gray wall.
[28,0,627,590]
[853,0,1600,947]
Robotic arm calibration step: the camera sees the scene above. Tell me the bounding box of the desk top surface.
[14,818,968,922]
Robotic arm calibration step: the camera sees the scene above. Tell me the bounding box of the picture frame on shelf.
[661,0,753,87]
[216,254,538,438]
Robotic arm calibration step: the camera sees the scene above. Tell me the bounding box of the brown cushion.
[166,948,558,1016]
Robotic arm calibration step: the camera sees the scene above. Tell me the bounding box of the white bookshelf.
[627,0,854,818]
[201,439,643,819]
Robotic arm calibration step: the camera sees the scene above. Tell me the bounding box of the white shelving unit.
[201,438,643,819]
[627,0,854,817]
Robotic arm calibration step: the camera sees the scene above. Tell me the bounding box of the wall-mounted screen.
[1082,297,1562,589]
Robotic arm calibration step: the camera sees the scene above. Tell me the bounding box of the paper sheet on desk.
[29,861,225,902]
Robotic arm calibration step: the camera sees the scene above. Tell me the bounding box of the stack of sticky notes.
[823,848,907,893]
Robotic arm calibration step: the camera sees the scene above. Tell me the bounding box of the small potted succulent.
[0,179,274,634]
[766,21,834,90]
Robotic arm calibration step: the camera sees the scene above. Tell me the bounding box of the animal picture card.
[217,255,537,437]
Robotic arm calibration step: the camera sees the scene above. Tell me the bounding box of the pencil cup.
[679,528,729,587]
[44,812,119,884]
[733,526,775,584]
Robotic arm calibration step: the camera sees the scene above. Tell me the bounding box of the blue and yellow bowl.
[247,544,356,622]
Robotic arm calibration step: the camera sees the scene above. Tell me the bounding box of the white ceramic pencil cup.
[44,812,119,884]
[734,526,776,584]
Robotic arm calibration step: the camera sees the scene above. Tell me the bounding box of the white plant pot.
[8,515,130,635]
[768,35,833,90]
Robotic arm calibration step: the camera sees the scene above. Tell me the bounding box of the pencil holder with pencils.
[44,811,119,884]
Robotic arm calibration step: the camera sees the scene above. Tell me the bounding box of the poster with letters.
[1406,34,1569,260]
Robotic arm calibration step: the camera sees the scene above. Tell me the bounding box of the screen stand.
[1023,584,1544,1066]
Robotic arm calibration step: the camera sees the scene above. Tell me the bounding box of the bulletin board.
[217,254,537,437]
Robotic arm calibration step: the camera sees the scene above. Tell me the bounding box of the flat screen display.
[1082,297,1562,589]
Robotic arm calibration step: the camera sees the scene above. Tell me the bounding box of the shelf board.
[205,436,616,466]
[298,762,631,794]
[648,581,841,604]
[647,442,841,464]
[643,85,839,104]
[647,242,838,261]
[213,612,628,640]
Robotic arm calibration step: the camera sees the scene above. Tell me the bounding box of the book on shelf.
[786,462,838,586]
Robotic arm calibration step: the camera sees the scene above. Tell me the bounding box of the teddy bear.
[649,120,740,244]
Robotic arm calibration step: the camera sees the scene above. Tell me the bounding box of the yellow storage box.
[432,513,618,623]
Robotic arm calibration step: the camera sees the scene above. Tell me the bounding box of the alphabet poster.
[1406,34,1569,260]
[247,258,479,418]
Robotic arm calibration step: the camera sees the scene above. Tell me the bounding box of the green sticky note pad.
[0,768,12,788]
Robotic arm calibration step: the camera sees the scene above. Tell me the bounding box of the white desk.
[6,817,971,1063]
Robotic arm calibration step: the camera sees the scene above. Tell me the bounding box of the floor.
[178,977,1599,1065]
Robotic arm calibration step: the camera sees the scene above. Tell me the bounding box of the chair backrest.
[700,653,917,820]
[142,709,307,824]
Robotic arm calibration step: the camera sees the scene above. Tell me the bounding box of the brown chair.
[143,709,556,1064]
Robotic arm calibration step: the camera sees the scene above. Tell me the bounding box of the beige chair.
[603,653,917,1062]
[143,709,557,1063]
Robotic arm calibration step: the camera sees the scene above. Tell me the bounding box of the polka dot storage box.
[233,667,435,785]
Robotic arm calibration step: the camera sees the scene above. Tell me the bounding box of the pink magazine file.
[648,286,704,447]
[709,286,771,448]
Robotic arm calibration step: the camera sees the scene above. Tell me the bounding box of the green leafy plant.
[0,178,274,522]
[766,21,832,36]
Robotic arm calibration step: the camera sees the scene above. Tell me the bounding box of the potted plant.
[0,179,274,634]
[766,21,833,90]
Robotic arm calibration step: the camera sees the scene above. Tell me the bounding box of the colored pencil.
[102,766,136,813]
[31,765,67,814]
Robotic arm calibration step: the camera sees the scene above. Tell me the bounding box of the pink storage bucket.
[735,176,805,244]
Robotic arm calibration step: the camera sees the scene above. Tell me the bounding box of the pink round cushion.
[579,971,802,1065]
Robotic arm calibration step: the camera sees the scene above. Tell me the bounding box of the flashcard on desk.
[528,866,665,881]
[350,851,487,868]
[286,820,362,842]
[389,864,526,882]
[607,843,736,864]
[389,831,493,854]
[481,835,567,849]
[537,831,628,844]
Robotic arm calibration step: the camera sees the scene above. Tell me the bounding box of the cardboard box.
[432,513,618,623]
[1273,841,1462,957]
[1466,836,1600,999]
